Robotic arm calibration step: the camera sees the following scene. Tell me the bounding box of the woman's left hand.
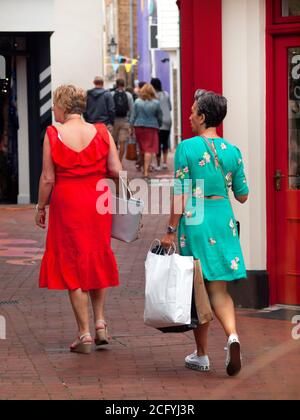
[161,233,176,249]
[35,208,46,229]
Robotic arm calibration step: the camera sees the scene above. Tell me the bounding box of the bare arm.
[107,132,123,178]
[35,133,55,229]
[235,194,249,204]
[161,193,189,248]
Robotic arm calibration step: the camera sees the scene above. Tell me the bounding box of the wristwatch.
[167,225,177,234]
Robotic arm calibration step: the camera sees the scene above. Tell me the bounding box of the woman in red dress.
[35,85,122,354]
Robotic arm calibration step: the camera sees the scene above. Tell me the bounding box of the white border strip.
[39,66,51,84]
[40,82,52,101]
[40,98,52,117]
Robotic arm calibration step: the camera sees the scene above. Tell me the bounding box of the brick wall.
[117,0,138,85]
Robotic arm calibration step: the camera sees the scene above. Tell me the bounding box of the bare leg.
[206,281,238,338]
[144,152,152,177]
[119,141,126,162]
[89,289,107,323]
[69,289,90,336]
[193,322,210,356]
[90,289,109,345]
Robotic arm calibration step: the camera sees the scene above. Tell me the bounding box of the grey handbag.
[111,177,144,243]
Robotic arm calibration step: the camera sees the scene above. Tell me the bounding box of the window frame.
[274,0,300,24]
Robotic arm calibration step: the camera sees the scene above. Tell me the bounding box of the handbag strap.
[119,175,134,200]
[201,136,238,224]
[202,135,230,197]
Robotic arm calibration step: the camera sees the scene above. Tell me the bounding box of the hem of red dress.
[39,281,120,292]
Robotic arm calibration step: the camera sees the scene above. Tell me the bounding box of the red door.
[274,36,300,305]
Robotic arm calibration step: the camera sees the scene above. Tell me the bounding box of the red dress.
[39,123,119,291]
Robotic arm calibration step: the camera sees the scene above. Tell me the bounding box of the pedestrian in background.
[36,85,122,355]
[85,77,115,135]
[130,84,163,181]
[161,89,249,377]
[112,79,134,162]
[151,78,172,171]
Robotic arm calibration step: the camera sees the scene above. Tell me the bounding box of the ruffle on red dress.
[49,125,110,169]
[40,248,119,291]
[39,123,119,291]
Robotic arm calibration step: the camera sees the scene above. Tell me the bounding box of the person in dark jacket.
[85,77,115,134]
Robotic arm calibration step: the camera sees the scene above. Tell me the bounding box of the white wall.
[0,0,54,32]
[222,0,266,271]
[157,0,179,50]
[51,0,104,91]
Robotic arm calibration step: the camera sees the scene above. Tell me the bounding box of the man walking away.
[112,79,134,162]
[85,77,115,134]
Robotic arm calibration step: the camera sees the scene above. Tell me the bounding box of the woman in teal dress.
[161,89,249,377]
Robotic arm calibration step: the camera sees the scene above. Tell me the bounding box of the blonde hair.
[53,84,87,115]
[139,83,157,101]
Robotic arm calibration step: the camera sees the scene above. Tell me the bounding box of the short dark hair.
[116,79,125,88]
[194,89,227,128]
[151,78,162,92]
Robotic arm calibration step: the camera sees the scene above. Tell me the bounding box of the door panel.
[274,36,300,305]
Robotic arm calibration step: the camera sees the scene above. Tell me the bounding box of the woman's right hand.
[35,208,46,229]
[161,233,176,249]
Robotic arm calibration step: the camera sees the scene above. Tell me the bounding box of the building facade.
[103,0,138,88]
[137,0,181,148]
[0,0,104,204]
[178,0,300,307]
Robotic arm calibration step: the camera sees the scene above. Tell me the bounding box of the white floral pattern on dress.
[221,143,227,150]
[199,152,212,167]
[180,235,187,248]
[209,238,217,246]
[192,187,204,199]
[231,257,240,271]
[176,166,189,180]
[203,152,211,163]
[229,219,237,237]
[199,160,206,167]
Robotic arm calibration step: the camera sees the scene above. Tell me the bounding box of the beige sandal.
[70,333,93,355]
[95,320,109,346]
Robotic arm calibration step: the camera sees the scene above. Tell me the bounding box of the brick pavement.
[0,157,300,400]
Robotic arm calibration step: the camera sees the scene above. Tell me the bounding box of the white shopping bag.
[144,241,194,329]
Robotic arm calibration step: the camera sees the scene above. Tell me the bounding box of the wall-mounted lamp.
[108,37,118,55]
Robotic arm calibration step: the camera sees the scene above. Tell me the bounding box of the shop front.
[178,0,300,307]
[266,0,300,305]
[0,33,52,205]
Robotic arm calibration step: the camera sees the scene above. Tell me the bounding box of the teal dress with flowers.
[174,136,249,281]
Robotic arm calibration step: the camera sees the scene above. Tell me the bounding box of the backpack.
[114,91,129,117]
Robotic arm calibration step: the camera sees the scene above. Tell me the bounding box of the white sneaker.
[185,352,210,372]
[226,334,242,377]
[155,166,162,172]
[162,163,168,170]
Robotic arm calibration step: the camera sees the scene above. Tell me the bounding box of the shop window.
[273,0,300,23]
[288,47,300,190]
[0,56,5,79]
[282,0,300,17]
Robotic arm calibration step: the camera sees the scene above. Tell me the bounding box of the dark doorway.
[0,33,52,204]
[0,50,19,204]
